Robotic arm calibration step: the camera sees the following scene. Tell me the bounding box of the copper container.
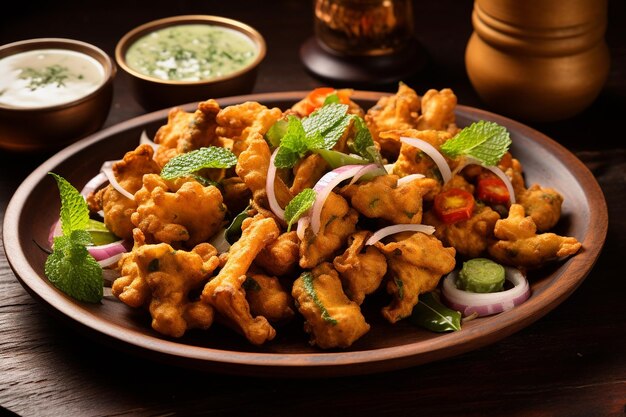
[465,0,610,122]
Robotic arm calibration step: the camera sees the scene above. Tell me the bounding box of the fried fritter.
[113,229,219,338]
[235,132,293,213]
[333,231,387,305]
[299,192,359,269]
[201,215,280,345]
[340,174,439,224]
[375,232,456,323]
[365,83,421,159]
[488,204,581,269]
[517,184,564,232]
[292,263,370,349]
[215,101,283,156]
[244,273,295,323]
[87,144,160,240]
[290,153,328,195]
[423,204,501,258]
[153,99,220,167]
[220,176,252,216]
[132,174,226,247]
[254,231,300,277]
[416,88,459,133]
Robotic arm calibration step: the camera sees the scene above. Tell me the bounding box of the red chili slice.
[434,188,475,224]
[476,177,510,205]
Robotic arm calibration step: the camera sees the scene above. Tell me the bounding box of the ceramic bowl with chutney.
[0,38,116,152]
[115,15,267,111]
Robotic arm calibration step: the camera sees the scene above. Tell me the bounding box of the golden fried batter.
[423,204,501,258]
[235,132,293,213]
[365,83,421,159]
[385,129,453,179]
[215,101,283,156]
[132,174,226,247]
[517,184,564,232]
[220,176,252,216]
[375,232,456,323]
[87,144,160,240]
[299,192,359,269]
[488,204,581,269]
[254,231,300,276]
[113,229,219,338]
[340,174,439,224]
[153,99,220,167]
[333,231,387,305]
[290,153,328,195]
[201,215,280,345]
[244,273,294,323]
[292,263,370,349]
[416,88,459,133]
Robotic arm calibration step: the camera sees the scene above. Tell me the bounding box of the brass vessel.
[465,0,610,122]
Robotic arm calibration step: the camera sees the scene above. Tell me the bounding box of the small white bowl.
[0,38,116,152]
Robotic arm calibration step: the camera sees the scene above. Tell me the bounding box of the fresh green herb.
[273,116,323,168]
[225,206,251,244]
[86,219,119,246]
[19,65,74,90]
[409,292,461,332]
[242,276,261,292]
[44,173,103,303]
[303,103,351,149]
[322,93,340,105]
[284,188,316,232]
[440,120,511,166]
[349,116,376,158]
[301,272,337,325]
[160,146,237,180]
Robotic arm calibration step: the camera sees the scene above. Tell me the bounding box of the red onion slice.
[441,266,530,317]
[80,172,108,198]
[400,136,452,184]
[365,224,436,246]
[139,129,160,152]
[310,165,365,234]
[454,157,516,204]
[348,163,380,185]
[87,239,130,262]
[296,216,309,241]
[266,147,285,221]
[397,173,425,186]
[100,161,134,200]
[97,252,124,268]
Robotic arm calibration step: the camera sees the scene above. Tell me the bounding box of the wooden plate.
[2,91,608,377]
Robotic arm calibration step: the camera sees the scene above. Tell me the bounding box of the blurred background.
[1,0,624,153]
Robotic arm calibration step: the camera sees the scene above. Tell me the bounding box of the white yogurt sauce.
[0,49,105,108]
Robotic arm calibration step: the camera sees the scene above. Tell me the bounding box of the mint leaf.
[46,173,103,303]
[302,103,350,149]
[284,188,316,231]
[349,116,375,158]
[440,121,511,166]
[45,232,103,303]
[160,146,237,180]
[49,172,89,235]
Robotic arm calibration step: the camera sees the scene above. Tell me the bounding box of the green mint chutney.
[125,24,257,81]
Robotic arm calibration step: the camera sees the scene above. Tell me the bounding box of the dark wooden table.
[1,1,625,416]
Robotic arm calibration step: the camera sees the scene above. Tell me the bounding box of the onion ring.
[441,266,530,317]
[400,136,452,184]
[266,147,285,220]
[365,224,436,246]
[100,161,134,200]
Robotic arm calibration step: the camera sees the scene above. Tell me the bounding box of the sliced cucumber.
[457,258,505,293]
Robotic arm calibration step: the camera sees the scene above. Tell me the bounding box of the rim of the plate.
[3,91,608,373]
